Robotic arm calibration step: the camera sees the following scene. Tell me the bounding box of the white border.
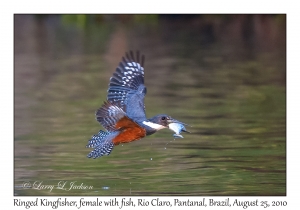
[3,0,299,208]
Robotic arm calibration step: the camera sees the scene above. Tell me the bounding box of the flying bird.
[86,51,189,158]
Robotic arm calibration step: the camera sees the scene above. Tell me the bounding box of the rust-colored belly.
[112,116,146,145]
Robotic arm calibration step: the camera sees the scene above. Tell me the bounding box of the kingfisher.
[86,51,189,158]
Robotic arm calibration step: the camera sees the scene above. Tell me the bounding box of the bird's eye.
[161,116,166,120]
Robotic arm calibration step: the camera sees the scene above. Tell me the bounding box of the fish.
[168,122,190,138]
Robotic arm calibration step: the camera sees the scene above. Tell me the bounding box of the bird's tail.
[86,130,119,159]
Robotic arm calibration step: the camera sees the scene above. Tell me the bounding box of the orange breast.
[112,116,146,145]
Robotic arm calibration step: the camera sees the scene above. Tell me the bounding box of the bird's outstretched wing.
[96,101,126,131]
[107,51,147,121]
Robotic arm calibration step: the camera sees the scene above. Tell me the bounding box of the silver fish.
[168,122,190,138]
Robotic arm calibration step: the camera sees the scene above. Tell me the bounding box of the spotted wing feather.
[86,130,119,158]
[107,51,147,120]
[96,101,126,131]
